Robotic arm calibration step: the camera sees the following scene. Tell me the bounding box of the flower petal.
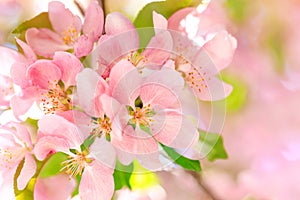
[79,161,114,200]
[26,28,70,58]
[74,35,94,58]
[141,30,172,69]
[27,60,62,89]
[17,153,36,190]
[37,115,84,148]
[105,12,136,35]
[34,174,76,200]
[83,1,104,41]
[10,94,35,118]
[110,60,141,104]
[48,1,82,35]
[0,46,24,76]
[203,30,237,71]
[15,38,36,64]
[152,11,168,34]
[34,136,70,161]
[89,137,116,169]
[168,7,195,31]
[76,68,107,116]
[10,62,30,87]
[53,51,83,87]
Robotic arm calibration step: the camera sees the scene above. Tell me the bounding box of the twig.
[74,0,85,16]
[187,171,221,200]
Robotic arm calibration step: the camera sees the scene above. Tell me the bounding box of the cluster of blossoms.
[0,1,236,199]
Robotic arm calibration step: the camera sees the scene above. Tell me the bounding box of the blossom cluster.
[0,1,236,199]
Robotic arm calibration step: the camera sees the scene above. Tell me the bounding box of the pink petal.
[34,174,76,200]
[89,137,116,169]
[74,35,94,58]
[193,76,233,101]
[79,161,114,200]
[152,11,168,33]
[203,31,237,71]
[136,152,162,171]
[15,38,36,63]
[109,60,141,104]
[111,126,158,155]
[38,115,84,148]
[53,51,83,87]
[17,153,36,190]
[0,46,25,76]
[34,136,70,161]
[26,28,70,58]
[27,60,62,89]
[83,1,104,41]
[95,94,121,120]
[10,62,30,87]
[48,1,82,35]
[154,114,199,149]
[115,148,135,166]
[0,75,14,107]
[105,12,136,35]
[168,7,195,31]
[141,30,172,69]
[10,122,32,148]
[76,68,107,116]
[10,94,35,118]
[96,29,139,67]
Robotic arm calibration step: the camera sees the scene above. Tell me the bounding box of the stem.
[187,171,221,200]
[74,0,85,16]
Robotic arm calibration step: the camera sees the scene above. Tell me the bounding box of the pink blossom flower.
[26,1,103,58]
[153,4,236,101]
[109,60,198,169]
[0,45,25,108]
[10,51,83,117]
[95,11,173,78]
[0,122,36,198]
[34,114,116,200]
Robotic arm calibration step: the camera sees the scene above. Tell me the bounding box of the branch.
[187,171,221,200]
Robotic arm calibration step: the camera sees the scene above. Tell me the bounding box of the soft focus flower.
[25,1,103,58]
[34,114,116,200]
[108,60,198,169]
[0,122,36,198]
[11,51,83,117]
[96,11,173,78]
[153,5,236,101]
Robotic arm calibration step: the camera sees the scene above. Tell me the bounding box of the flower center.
[129,104,155,127]
[90,115,112,138]
[175,56,209,93]
[0,147,25,170]
[61,150,92,178]
[40,81,71,114]
[184,66,208,93]
[62,25,79,45]
[127,51,147,67]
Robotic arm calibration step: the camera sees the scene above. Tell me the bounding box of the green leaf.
[113,160,134,190]
[80,134,96,152]
[12,12,52,34]
[71,175,81,197]
[160,143,201,171]
[134,96,143,108]
[39,152,69,178]
[140,124,151,135]
[133,0,200,47]
[198,130,228,161]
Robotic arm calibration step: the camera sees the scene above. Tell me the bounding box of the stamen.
[62,25,79,45]
[130,104,155,127]
[61,152,92,179]
[90,115,112,137]
[40,81,71,114]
